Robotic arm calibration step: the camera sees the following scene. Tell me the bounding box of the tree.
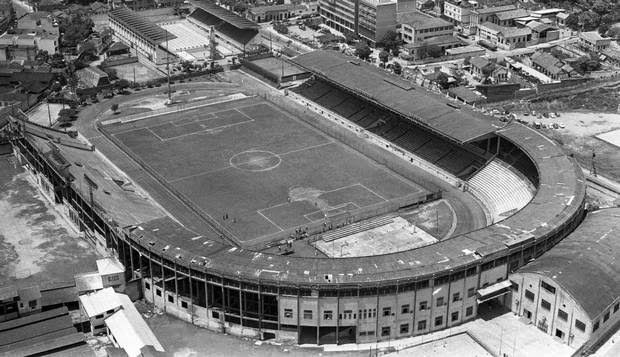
[35,50,49,64]
[50,53,66,68]
[435,72,450,89]
[273,23,289,35]
[578,11,601,31]
[378,49,390,63]
[592,0,609,15]
[377,30,402,55]
[111,103,119,113]
[181,60,193,73]
[79,41,97,57]
[481,64,495,79]
[60,11,94,47]
[392,61,402,75]
[115,79,130,93]
[463,56,471,66]
[354,42,372,60]
[565,13,580,31]
[426,44,443,58]
[233,2,248,13]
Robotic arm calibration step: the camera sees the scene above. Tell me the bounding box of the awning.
[476,280,513,304]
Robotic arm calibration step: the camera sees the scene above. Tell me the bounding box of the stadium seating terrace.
[109,7,176,45]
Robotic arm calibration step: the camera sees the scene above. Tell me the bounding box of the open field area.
[0,158,100,287]
[111,62,164,83]
[27,102,63,127]
[103,96,428,245]
[597,128,620,148]
[313,216,437,257]
[386,333,492,357]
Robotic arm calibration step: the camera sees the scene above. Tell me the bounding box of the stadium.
[6,50,586,345]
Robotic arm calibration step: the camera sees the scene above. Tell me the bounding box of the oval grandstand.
[6,53,586,345]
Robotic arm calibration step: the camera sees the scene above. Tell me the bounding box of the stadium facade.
[5,52,589,346]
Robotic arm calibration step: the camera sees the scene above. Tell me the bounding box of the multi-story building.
[477,22,531,50]
[247,3,318,23]
[469,4,515,32]
[79,287,123,335]
[579,31,612,52]
[443,0,478,26]
[509,208,620,351]
[0,286,42,322]
[399,11,453,45]
[109,7,177,65]
[319,0,417,44]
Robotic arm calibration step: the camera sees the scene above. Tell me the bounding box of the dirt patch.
[289,186,328,211]
[0,160,100,286]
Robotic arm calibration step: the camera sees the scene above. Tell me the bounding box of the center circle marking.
[229,150,281,172]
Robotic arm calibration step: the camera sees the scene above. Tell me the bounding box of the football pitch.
[103,96,429,245]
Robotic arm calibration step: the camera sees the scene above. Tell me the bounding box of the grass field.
[104,96,428,244]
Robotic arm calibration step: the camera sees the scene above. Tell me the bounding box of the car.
[552,123,559,129]
[555,112,560,117]
[523,112,530,116]
[559,122,565,129]
[543,112,549,118]
[549,112,555,118]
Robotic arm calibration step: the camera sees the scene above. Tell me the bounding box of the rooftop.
[189,8,259,45]
[480,22,531,37]
[399,11,453,29]
[79,287,121,317]
[404,34,462,48]
[97,257,125,276]
[109,7,176,46]
[190,0,260,30]
[495,8,529,21]
[292,50,496,143]
[474,4,516,14]
[518,208,620,319]
[105,294,164,357]
[580,31,610,43]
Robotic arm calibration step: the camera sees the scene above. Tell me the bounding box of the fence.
[251,190,442,250]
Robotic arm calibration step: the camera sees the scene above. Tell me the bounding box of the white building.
[97,257,126,292]
[79,287,123,335]
[509,208,620,352]
[399,11,454,45]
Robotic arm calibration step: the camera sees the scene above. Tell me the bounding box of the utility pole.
[590,151,597,177]
[47,101,52,126]
[166,30,171,103]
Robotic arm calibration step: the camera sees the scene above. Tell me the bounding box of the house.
[443,0,478,27]
[525,21,559,44]
[477,22,532,50]
[469,56,491,77]
[399,11,454,45]
[492,8,529,27]
[104,293,165,357]
[79,287,123,335]
[601,47,620,66]
[97,257,126,291]
[556,12,569,27]
[530,51,575,80]
[76,67,110,88]
[106,41,131,57]
[404,34,463,60]
[579,31,611,52]
[0,285,42,322]
[469,4,516,31]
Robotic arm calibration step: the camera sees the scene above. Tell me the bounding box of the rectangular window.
[181,301,188,309]
[575,319,586,332]
[604,311,610,322]
[453,292,461,302]
[541,299,551,311]
[145,282,151,290]
[400,323,409,334]
[28,300,37,309]
[466,306,473,316]
[451,311,459,322]
[417,320,427,330]
[401,304,410,314]
[363,309,367,319]
[541,281,556,294]
[467,287,476,298]
[168,295,174,303]
[343,310,352,319]
[108,275,120,282]
[558,309,568,321]
[95,314,104,319]
[284,309,293,318]
[323,310,333,320]
[525,290,535,301]
[373,308,377,318]
[614,303,619,313]
[436,297,444,307]
[303,310,312,319]
[435,316,443,327]
[106,309,115,314]
[383,307,392,316]
[593,321,599,332]
[381,326,390,337]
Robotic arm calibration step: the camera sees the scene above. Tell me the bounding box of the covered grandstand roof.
[517,208,620,319]
[109,7,176,46]
[190,0,260,30]
[291,50,498,143]
[189,7,259,45]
